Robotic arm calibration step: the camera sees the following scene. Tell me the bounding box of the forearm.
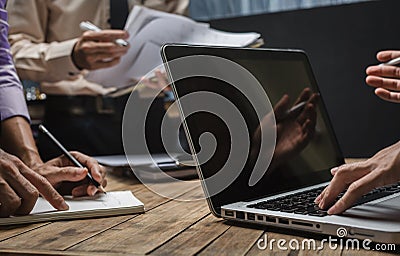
[0,116,43,168]
[9,37,80,82]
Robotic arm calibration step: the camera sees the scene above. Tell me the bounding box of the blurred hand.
[273,88,318,165]
[252,88,318,171]
[140,69,171,92]
[32,152,107,197]
[366,50,400,103]
[72,30,130,70]
[0,150,68,217]
[315,140,400,215]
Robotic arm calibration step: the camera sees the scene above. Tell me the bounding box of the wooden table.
[0,168,398,256]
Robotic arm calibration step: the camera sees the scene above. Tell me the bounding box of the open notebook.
[0,191,144,226]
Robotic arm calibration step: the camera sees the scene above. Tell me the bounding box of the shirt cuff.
[52,38,81,77]
[0,85,30,122]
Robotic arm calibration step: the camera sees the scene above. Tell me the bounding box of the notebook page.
[0,191,144,225]
[31,191,143,214]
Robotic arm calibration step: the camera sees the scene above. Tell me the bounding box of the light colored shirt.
[0,0,29,121]
[6,0,189,95]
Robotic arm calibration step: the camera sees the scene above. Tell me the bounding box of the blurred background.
[25,0,400,158]
[189,0,368,20]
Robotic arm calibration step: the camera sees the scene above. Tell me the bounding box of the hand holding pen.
[366,50,400,103]
[71,21,130,70]
[80,21,129,47]
[39,125,107,195]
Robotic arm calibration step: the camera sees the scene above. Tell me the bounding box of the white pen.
[275,101,307,122]
[286,101,307,116]
[277,92,320,122]
[79,21,129,47]
[379,56,400,67]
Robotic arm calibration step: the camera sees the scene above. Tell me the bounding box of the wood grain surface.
[0,163,397,256]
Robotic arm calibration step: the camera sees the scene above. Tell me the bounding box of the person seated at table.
[316,50,400,214]
[0,1,106,218]
[6,0,189,159]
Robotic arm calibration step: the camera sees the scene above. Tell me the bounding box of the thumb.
[46,167,88,185]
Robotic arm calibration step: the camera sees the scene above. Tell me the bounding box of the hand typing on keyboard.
[315,140,400,215]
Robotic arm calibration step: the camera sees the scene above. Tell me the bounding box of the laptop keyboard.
[247,182,400,217]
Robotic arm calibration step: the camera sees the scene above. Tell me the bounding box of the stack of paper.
[85,6,261,88]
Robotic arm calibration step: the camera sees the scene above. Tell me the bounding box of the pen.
[380,56,400,67]
[38,125,106,194]
[157,160,182,169]
[79,21,129,47]
[275,101,307,123]
[285,101,307,116]
[277,92,320,122]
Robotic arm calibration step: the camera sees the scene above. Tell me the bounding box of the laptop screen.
[162,45,344,215]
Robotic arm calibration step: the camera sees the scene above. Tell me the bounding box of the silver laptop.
[161,45,400,244]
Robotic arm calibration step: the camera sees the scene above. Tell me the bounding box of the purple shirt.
[0,0,29,121]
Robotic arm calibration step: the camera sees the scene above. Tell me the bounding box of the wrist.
[0,116,44,169]
[71,42,83,70]
[19,147,44,170]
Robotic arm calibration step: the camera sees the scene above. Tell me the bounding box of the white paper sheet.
[0,191,144,225]
[85,6,260,88]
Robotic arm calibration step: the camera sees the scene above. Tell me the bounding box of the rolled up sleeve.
[0,4,29,121]
[6,0,81,83]
[0,80,29,121]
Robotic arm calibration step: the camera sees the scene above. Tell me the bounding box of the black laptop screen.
[162,46,344,216]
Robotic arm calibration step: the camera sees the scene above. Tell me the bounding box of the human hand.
[366,50,400,103]
[32,152,107,197]
[72,30,130,70]
[250,88,318,171]
[315,140,400,215]
[273,88,318,162]
[140,69,171,92]
[0,150,68,217]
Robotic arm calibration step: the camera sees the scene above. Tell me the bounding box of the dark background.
[210,0,400,157]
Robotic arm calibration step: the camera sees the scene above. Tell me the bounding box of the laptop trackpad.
[343,195,400,220]
[374,195,400,210]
